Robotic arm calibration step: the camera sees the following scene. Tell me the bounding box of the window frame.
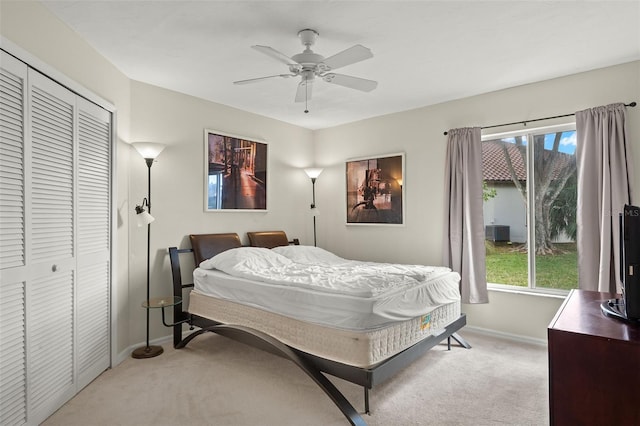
[482,122,577,295]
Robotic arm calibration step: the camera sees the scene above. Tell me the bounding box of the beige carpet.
[43,330,549,426]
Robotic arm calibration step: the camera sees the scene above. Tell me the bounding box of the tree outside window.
[482,125,577,291]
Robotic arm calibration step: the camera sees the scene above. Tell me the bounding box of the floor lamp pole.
[304,168,322,247]
[312,216,317,247]
[144,158,152,348]
[311,177,317,247]
[132,157,163,359]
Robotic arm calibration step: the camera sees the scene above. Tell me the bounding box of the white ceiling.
[42,1,640,130]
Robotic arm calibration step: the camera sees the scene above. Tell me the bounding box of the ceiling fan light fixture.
[301,70,315,81]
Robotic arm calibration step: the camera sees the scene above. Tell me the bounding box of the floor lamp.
[304,168,323,246]
[131,142,166,359]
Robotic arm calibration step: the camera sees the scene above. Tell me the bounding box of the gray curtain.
[576,103,634,293]
[442,127,489,303]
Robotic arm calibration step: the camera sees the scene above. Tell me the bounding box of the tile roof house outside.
[482,139,575,183]
[483,141,527,182]
[482,139,576,244]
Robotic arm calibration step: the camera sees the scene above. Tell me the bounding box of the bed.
[168,231,469,425]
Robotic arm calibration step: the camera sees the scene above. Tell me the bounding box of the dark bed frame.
[168,231,470,425]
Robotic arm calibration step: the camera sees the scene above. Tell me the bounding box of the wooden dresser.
[548,289,640,425]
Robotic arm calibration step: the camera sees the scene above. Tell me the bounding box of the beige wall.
[127,81,314,350]
[314,61,640,342]
[2,1,639,351]
[1,1,315,361]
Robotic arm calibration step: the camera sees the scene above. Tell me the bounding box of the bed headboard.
[247,230,297,248]
[189,233,242,264]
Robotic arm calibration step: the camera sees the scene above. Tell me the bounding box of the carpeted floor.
[43,330,549,426]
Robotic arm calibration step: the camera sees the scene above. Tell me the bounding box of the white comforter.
[195,245,460,328]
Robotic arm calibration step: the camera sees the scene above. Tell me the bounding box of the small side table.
[143,296,188,327]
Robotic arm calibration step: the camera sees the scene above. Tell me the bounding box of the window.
[482,124,577,291]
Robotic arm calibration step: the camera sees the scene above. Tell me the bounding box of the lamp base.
[131,345,163,359]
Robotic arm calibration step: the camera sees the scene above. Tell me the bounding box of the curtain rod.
[443,101,637,136]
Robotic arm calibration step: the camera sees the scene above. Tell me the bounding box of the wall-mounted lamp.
[131,142,166,359]
[304,168,323,246]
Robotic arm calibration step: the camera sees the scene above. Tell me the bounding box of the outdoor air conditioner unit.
[485,225,510,242]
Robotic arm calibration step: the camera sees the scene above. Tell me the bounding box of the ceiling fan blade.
[322,73,377,92]
[252,45,300,66]
[233,74,295,85]
[322,45,373,70]
[295,80,313,103]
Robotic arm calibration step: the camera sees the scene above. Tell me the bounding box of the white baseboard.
[463,325,548,347]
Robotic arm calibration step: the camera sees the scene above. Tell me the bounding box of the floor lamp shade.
[304,168,323,180]
[304,168,323,246]
[131,142,166,160]
[131,142,165,359]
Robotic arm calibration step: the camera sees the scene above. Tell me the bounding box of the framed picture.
[346,153,404,225]
[204,129,267,211]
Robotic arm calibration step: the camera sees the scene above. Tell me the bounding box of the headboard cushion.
[247,231,290,249]
[189,233,242,265]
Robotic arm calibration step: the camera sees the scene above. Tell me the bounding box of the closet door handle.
[52,264,58,272]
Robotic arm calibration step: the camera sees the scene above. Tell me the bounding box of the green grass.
[485,242,577,290]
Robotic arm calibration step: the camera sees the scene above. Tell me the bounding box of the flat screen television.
[602,204,640,322]
[620,204,640,320]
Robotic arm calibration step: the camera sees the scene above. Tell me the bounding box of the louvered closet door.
[26,68,77,424]
[0,51,28,426]
[1,51,112,425]
[76,98,111,390]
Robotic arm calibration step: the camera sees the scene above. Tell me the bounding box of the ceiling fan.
[233,29,377,113]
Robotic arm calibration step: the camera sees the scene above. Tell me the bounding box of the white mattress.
[194,245,461,331]
[189,290,461,367]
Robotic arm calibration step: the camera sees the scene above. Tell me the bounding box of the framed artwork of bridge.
[204,129,268,211]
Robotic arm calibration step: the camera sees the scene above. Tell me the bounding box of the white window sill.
[487,283,568,299]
